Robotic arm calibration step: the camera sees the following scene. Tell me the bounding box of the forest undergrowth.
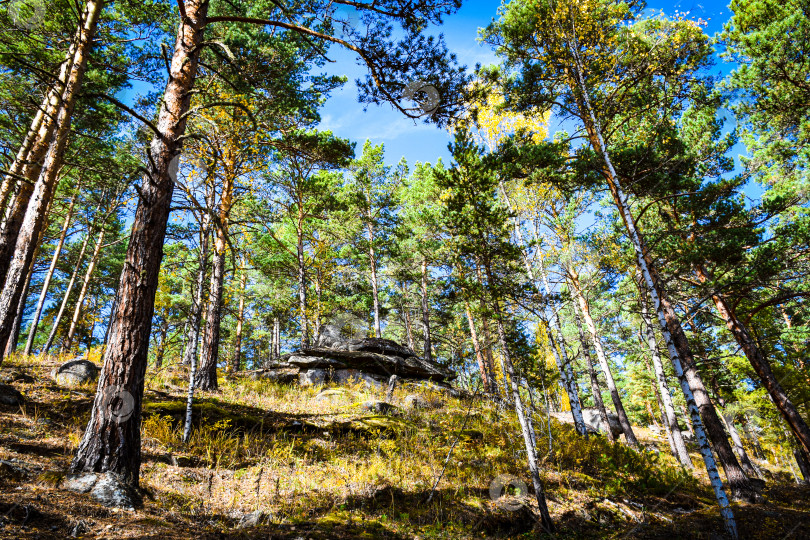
[1,352,808,539]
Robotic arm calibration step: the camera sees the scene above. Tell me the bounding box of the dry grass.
[1,354,808,539]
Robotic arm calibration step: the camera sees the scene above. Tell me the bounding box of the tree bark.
[695,264,810,460]
[63,229,104,352]
[232,259,246,373]
[0,1,103,365]
[572,303,614,442]
[5,254,36,356]
[564,36,740,532]
[182,212,211,367]
[420,258,432,362]
[367,220,381,338]
[70,0,208,487]
[638,284,693,468]
[43,226,93,353]
[296,218,309,349]
[24,192,76,355]
[483,260,553,533]
[567,268,637,445]
[153,317,169,370]
[197,227,226,391]
[462,296,493,394]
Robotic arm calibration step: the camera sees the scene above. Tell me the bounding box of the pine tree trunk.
[0,1,103,365]
[63,229,104,352]
[366,220,381,338]
[0,28,81,281]
[695,265,810,460]
[420,258,432,362]
[44,227,93,353]
[463,297,492,394]
[70,0,208,487]
[568,269,637,445]
[197,230,226,391]
[273,317,280,359]
[402,284,415,349]
[794,448,810,483]
[232,261,246,373]
[154,317,169,370]
[638,285,693,468]
[24,192,76,355]
[5,257,35,357]
[572,304,614,442]
[296,218,309,349]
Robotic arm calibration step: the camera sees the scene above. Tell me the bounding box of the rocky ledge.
[250,324,455,389]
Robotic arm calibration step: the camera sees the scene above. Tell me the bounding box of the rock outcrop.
[251,324,455,389]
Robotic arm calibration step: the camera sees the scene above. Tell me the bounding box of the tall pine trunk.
[0,1,103,364]
[44,227,93,353]
[420,258,432,362]
[232,259,246,373]
[197,228,226,391]
[24,192,76,355]
[296,221,309,349]
[567,268,637,446]
[70,0,208,487]
[367,220,381,338]
[63,229,104,352]
[695,264,810,459]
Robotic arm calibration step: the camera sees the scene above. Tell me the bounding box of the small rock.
[51,359,99,387]
[359,400,397,414]
[0,370,34,384]
[237,510,270,528]
[0,383,24,406]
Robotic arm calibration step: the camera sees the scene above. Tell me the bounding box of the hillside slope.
[1,354,808,539]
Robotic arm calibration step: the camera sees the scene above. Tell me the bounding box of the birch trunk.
[24,193,76,355]
[567,269,637,445]
[565,35,738,533]
[71,0,208,486]
[572,304,614,442]
[638,285,693,468]
[484,262,554,533]
[182,213,211,367]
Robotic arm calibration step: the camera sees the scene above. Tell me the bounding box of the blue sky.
[316,0,739,169]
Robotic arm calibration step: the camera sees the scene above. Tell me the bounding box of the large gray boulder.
[0,383,24,406]
[581,408,623,439]
[52,358,99,387]
[549,408,623,439]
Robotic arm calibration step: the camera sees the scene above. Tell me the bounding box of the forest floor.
[1,352,809,539]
